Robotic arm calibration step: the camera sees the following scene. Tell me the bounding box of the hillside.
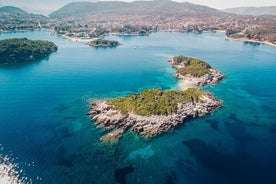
[49,0,226,18]
[0,6,28,15]
[223,6,276,16]
[0,6,48,32]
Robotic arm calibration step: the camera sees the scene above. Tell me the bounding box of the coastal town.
[50,15,276,46]
[1,3,275,46]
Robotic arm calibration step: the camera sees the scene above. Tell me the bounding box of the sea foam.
[0,145,32,184]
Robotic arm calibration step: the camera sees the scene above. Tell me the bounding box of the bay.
[0,30,276,184]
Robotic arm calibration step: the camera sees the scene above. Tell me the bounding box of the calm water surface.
[0,30,276,184]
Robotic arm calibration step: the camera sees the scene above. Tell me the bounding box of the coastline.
[109,32,150,36]
[3,29,275,49]
[174,68,225,87]
[0,38,58,65]
[59,32,276,48]
[215,30,226,33]
[225,36,276,48]
[176,79,197,90]
[49,30,98,43]
[49,29,226,45]
[59,35,98,43]
[169,56,225,87]
[89,92,222,142]
[88,55,226,142]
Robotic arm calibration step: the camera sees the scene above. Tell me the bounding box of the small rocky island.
[169,55,225,86]
[88,88,222,142]
[88,39,121,47]
[89,55,225,142]
[0,38,58,65]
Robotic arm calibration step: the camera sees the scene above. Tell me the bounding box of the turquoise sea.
[0,30,276,184]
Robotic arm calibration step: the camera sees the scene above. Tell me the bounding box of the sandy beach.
[62,35,97,43]
[49,30,98,43]
[176,79,197,90]
[225,36,276,47]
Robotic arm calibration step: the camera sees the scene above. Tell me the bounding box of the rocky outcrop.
[174,68,225,86]
[88,92,222,142]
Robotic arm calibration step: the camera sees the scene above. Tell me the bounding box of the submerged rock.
[114,166,135,184]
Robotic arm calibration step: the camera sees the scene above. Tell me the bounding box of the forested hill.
[49,0,228,18]
[0,6,28,15]
[0,6,48,32]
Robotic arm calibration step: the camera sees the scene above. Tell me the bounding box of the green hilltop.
[0,6,27,15]
[89,39,121,47]
[107,88,205,116]
[172,55,211,77]
[0,38,58,65]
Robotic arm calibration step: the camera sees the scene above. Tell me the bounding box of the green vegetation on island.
[107,88,205,116]
[0,38,58,65]
[172,55,211,77]
[88,39,121,47]
[90,54,224,141]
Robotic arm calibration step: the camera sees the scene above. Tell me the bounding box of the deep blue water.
[0,30,276,184]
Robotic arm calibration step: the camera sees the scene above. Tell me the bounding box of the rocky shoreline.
[174,68,225,86]
[88,92,222,142]
[169,56,225,86]
[88,55,225,142]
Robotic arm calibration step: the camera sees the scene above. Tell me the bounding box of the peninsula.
[169,55,225,87]
[0,38,58,65]
[88,39,121,47]
[89,88,222,142]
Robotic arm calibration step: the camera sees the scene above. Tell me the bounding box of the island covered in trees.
[88,55,225,142]
[88,39,121,47]
[170,55,225,86]
[89,88,221,142]
[0,38,58,65]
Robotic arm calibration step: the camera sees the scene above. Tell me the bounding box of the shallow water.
[0,30,276,184]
